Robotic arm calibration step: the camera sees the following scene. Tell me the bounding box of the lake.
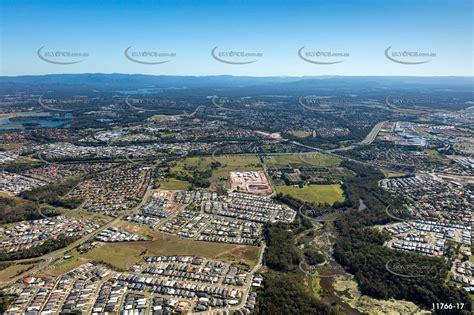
[0,112,71,130]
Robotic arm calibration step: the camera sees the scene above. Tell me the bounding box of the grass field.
[275,184,345,205]
[0,263,35,282]
[424,149,447,161]
[383,171,405,178]
[157,178,191,190]
[298,153,342,166]
[213,155,261,166]
[46,255,89,276]
[0,143,23,150]
[151,115,167,121]
[265,153,341,168]
[289,130,311,138]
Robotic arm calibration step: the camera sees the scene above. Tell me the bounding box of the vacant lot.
[289,130,311,138]
[275,184,345,205]
[47,255,90,276]
[156,178,190,190]
[213,155,261,166]
[47,231,261,275]
[424,149,447,161]
[0,143,23,150]
[298,153,341,167]
[0,263,35,282]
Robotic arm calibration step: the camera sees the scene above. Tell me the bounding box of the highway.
[359,121,386,145]
[329,120,386,152]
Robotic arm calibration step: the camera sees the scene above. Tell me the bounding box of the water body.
[118,87,187,95]
[118,88,162,94]
[358,199,367,211]
[0,112,71,130]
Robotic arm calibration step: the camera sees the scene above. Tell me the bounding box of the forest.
[334,161,471,314]
[256,220,340,315]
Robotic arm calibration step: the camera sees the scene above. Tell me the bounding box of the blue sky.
[0,0,472,76]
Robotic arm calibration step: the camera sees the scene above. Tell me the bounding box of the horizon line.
[1,73,473,79]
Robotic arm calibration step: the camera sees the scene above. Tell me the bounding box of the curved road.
[224,243,266,314]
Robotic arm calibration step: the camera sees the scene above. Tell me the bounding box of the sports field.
[275,184,345,205]
[289,130,311,138]
[156,178,191,190]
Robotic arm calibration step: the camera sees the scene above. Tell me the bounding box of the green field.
[424,149,447,161]
[298,153,342,166]
[47,227,261,275]
[157,178,191,190]
[383,171,405,178]
[213,155,261,166]
[47,255,90,276]
[265,153,341,168]
[289,130,311,138]
[0,263,35,282]
[275,184,345,205]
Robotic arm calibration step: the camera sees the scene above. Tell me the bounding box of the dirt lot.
[229,170,272,195]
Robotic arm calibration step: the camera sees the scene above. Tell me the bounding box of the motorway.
[329,120,387,152]
[359,121,387,145]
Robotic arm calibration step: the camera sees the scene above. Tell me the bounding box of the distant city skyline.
[1,0,472,77]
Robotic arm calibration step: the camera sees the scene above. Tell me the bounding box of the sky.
[0,0,472,77]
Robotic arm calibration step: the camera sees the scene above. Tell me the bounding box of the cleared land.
[289,130,311,138]
[424,149,448,161]
[157,178,191,190]
[46,222,260,275]
[0,143,23,150]
[265,153,341,168]
[383,171,405,178]
[0,263,35,282]
[229,170,272,195]
[275,184,345,205]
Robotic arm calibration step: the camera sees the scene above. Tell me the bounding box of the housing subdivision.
[380,173,473,293]
[4,257,261,314]
[145,190,296,245]
[0,171,47,195]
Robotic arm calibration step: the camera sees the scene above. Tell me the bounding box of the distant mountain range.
[0,73,472,88]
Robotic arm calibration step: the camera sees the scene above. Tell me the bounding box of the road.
[329,120,386,152]
[224,242,266,314]
[359,121,386,145]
